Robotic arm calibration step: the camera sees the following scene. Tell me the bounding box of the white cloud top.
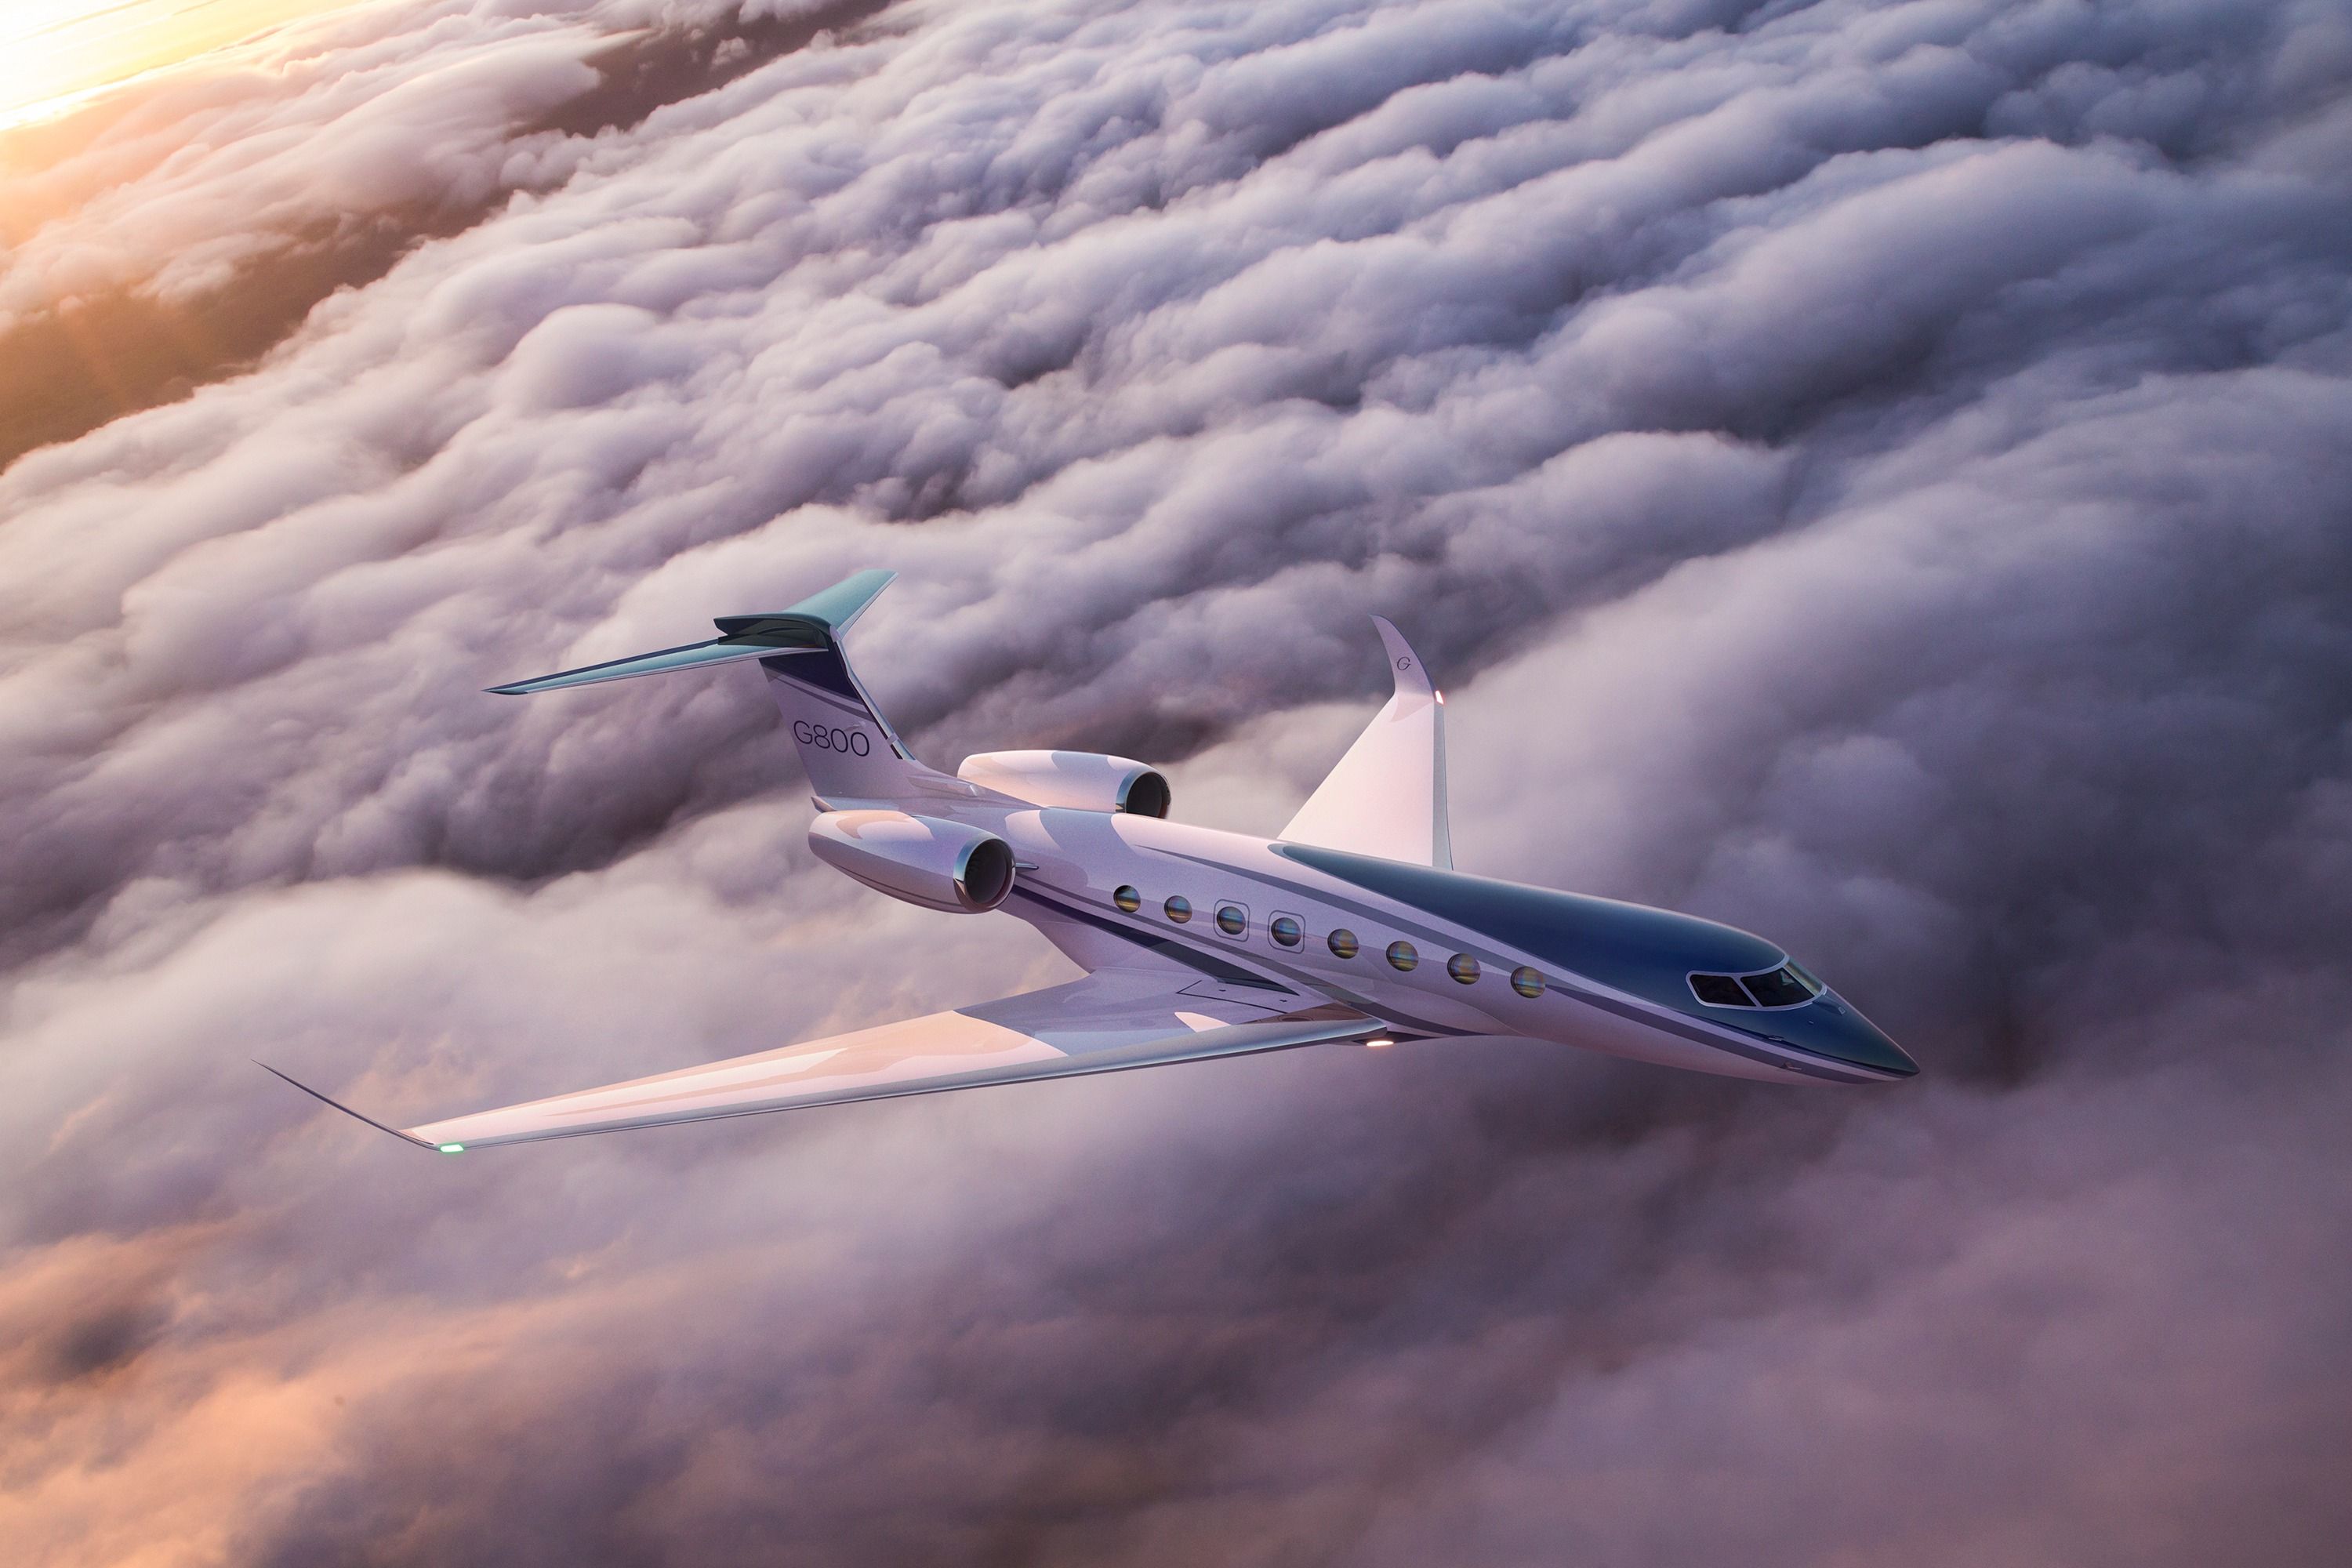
[2,0,2349,1561]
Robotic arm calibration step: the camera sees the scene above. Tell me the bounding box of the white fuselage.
[914,804,1883,1086]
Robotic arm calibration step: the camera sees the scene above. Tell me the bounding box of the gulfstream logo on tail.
[264,569,1917,1156]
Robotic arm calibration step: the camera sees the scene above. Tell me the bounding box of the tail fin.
[488,568,941,804]
[1279,616,1453,867]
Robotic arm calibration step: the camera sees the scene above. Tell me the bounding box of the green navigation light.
[437,1143,465,1154]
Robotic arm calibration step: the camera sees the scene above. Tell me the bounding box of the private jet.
[266,569,1915,1152]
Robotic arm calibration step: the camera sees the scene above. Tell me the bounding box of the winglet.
[256,1062,445,1152]
[1279,615,1453,869]
[1371,615,1435,702]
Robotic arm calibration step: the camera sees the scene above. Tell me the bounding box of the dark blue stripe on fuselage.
[1265,843,1907,1080]
[1128,842,1896,1081]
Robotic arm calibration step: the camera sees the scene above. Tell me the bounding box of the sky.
[2,0,2350,1563]
[0,1,351,130]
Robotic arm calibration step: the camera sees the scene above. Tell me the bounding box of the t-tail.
[488,568,942,804]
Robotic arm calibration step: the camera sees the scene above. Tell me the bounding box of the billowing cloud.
[3,0,2350,1563]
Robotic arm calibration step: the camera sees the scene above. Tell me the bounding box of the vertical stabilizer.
[743,572,935,804]
[1279,616,1453,867]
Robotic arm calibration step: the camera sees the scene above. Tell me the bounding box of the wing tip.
[256,1061,439,1151]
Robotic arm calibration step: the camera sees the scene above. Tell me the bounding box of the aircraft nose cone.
[1796,995,1918,1079]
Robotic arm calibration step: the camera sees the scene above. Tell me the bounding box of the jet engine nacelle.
[808,810,1017,914]
[955,750,1171,818]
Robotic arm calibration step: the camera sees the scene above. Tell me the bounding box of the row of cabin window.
[1109,885,1546,999]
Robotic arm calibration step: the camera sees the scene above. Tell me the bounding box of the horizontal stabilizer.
[768,567,896,633]
[486,637,817,695]
[485,568,896,696]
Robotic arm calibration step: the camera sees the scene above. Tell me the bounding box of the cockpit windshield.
[1689,961,1825,1010]
[1741,965,1814,1007]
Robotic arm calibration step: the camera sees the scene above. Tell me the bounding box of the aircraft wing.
[1281,617,1454,868]
[267,971,1377,1152]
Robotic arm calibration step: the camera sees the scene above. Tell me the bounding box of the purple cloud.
[3,0,2349,1563]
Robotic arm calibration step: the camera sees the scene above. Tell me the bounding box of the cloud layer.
[3,0,2350,1563]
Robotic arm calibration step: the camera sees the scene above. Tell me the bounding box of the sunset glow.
[0,0,349,130]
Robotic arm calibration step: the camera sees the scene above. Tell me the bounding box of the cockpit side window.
[1690,974,1753,1007]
